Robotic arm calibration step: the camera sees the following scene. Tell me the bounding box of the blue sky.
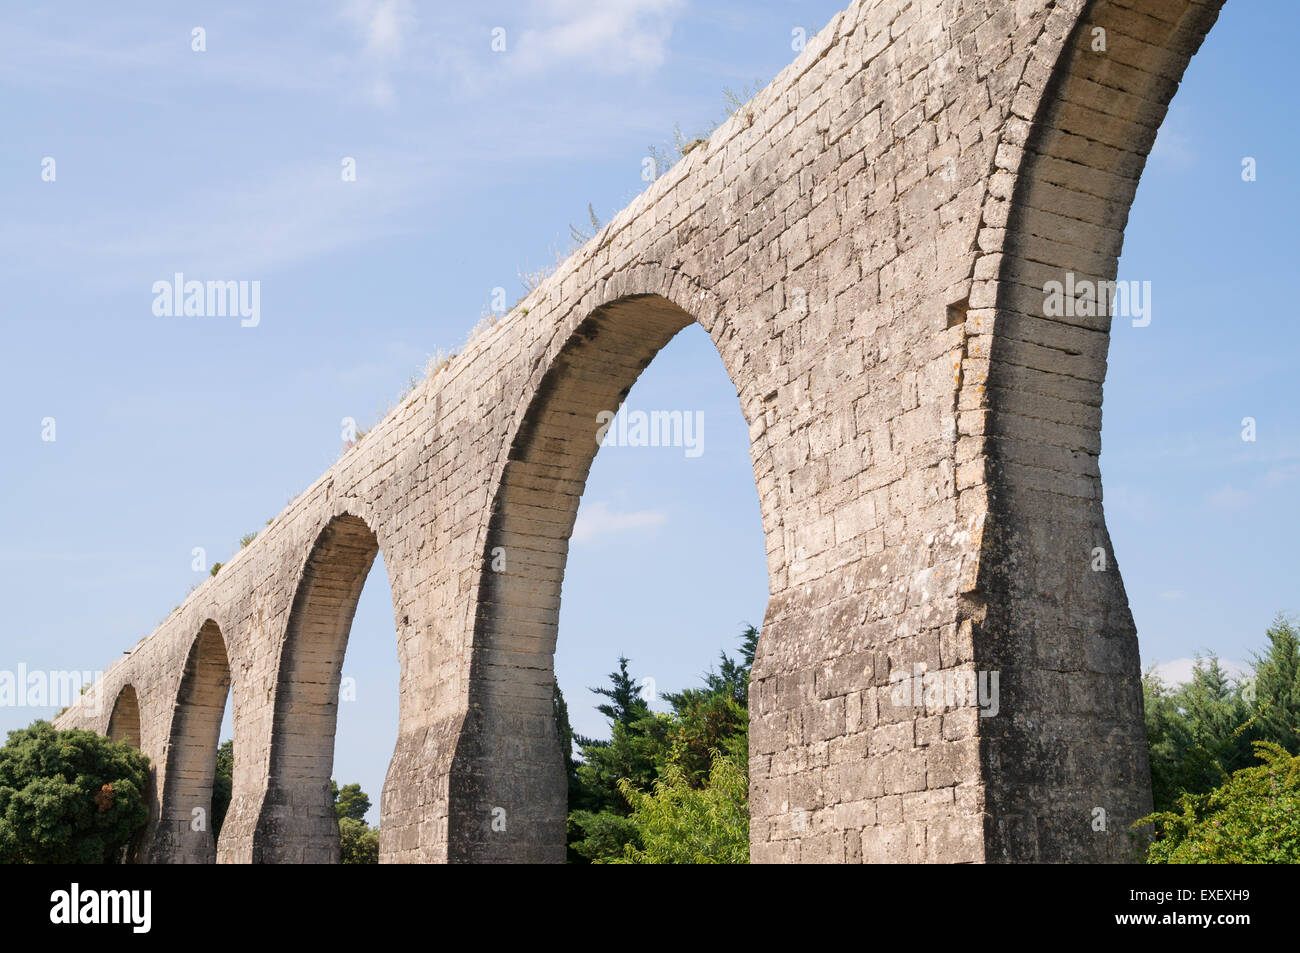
[1,1,1295,826]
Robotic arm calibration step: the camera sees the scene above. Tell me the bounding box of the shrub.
[1138,742,1300,864]
[613,751,749,864]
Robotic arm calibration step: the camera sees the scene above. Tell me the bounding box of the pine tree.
[568,655,658,861]
[1248,615,1300,752]
[567,628,759,862]
[576,656,651,746]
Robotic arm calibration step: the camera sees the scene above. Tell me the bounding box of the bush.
[0,721,151,863]
[1138,742,1300,864]
[614,751,749,864]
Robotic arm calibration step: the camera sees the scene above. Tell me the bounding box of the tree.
[331,781,371,822]
[1247,615,1300,752]
[0,721,151,863]
[1142,655,1254,813]
[330,780,378,862]
[339,816,379,864]
[658,689,747,787]
[568,714,665,862]
[578,656,651,743]
[212,739,233,838]
[1142,618,1300,815]
[615,751,749,864]
[694,623,758,706]
[1139,742,1300,863]
[567,626,757,863]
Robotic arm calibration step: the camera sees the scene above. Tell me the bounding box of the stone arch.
[253,512,386,863]
[975,0,1227,861]
[151,619,232,863]
[107,684,141,748]
[449,286,775,862]
[106,682,147,863]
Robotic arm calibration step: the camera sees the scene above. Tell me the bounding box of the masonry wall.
[54,0,1222,863]
[972,0,1225,861]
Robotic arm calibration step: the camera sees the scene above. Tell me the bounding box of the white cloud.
[572,500,667,543]
[516,0,685,75]
[1146,656,1249,687]
[1159,589,1186,601]
[1207,484,1251,509]
[0,155,435,287]
[341,0,417,107]
[344,0,414,59]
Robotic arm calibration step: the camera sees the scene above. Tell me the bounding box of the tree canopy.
[1140,615,1300,861]
[565,626,756,863]
[0,720,151,864]
[333,779,378,863]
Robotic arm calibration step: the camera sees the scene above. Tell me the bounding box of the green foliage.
[212,739,233,838]
[1139,742,1300,863]
[209,561,222,577]
[331,780,371,823]
[339,816,379,864]
[238,532,257,549]
[1245,616,1300,753]
[331,780,378,862]
[615,751,749,864]
[567,809,640,864]
[584,655,651,734]
[1143,663,1249,813]
[657,690,747,787]
[1139,614,1300,861]
[567,627,756,864]
[1143,615,1300,814]
[0,720,151,864]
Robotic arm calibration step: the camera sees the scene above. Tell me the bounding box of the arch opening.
[107,684,141,748]
[456,292,773,863]
[255,512,391,863]
[155,620,231,863]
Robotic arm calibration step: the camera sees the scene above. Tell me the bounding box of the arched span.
[108,684,142,748]
[977,0,1227,861]
[106,682,147,862]
[450,291,774,862]
[151,619,231,864]
[253,513,384,863]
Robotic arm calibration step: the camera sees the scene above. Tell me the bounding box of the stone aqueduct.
[56,0,1224,862]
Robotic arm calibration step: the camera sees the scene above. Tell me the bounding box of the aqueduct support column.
[972,0,1225,861]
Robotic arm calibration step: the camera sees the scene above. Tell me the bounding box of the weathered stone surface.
[54,0,1224,863]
